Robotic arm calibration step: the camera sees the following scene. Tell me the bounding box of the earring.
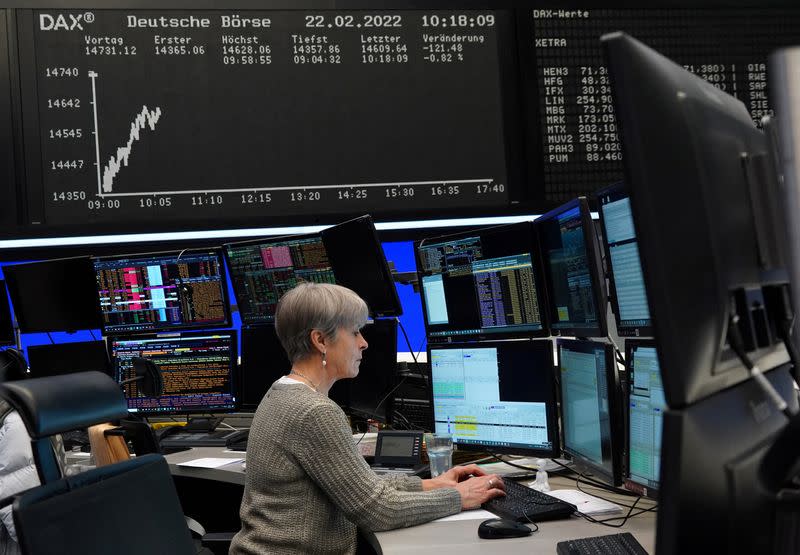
[322,351,327,368]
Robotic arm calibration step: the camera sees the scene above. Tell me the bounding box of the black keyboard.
[482,478,576,522]
[557,533,649,555]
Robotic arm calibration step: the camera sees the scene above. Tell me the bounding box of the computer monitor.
[429,339,559,457]
[415,221,548,343]
[110,331,237,414]
[556,338,623,486]
[226,217,400,323]
[329,318,398,422]
[4,256,104,333]
[657,364,797,554]
[239,324,291,411]
[240,319,398,421]
[321,215,402,318]
[624,339,664,498]
[27,340,111,378]
[535,197,607,338]
[603,32,791,407]
[0,281,15,346]
[596,183,653,338]
[94,249,230,335]
[224,233,336,325]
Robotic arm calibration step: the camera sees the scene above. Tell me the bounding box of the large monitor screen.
[111,331,237,414]
[604,32,791,407]
[625,339,664,498]
[2,5,800,248]
[94,249,230,334]
[416,221,547,342]
[226,215,399,324]
[321,215,401,317]
[429,339,559,457]
[536,197,607,337]
[557,338,622,485]
[596,183,652,337]
[241,319,398,421]
[6,7,517,241]
[224,234,336,325]
[4,256,104,333]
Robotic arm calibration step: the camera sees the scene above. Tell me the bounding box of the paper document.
[547,489,622,515]
[177,457,244,469]
[433,509,496,522]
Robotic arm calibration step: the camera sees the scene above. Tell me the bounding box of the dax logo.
[39,12,95,31]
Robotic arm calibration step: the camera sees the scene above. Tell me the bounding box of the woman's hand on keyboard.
[423,464,488,491]
[455,474,506,510]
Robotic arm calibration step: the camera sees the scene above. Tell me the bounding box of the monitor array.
[417,189,663,496]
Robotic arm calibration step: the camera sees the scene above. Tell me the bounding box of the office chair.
[0,371,205,555]
[12,454,198,555]
[88,356,165,466]
[0,370,129,484]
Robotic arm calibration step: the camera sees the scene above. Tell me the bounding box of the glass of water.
[424,433,453,477]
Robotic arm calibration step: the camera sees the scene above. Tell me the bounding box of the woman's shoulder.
[263,382,343,419]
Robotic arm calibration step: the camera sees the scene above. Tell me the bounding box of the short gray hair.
[275,282,369,362]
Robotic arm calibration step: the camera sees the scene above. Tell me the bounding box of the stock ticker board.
[3,5,800,237]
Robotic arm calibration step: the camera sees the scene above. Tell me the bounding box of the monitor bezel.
[556,338,623,486]
[535,197,608,338]
[110,329,239,415]
[427,338,560,458]
[595,182,654,338]
[623,338,660,499]
[414,220,551,343]
[93,247,232,336]
[222,231,330,325]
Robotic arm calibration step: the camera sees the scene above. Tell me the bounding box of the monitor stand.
[183,416,221,433]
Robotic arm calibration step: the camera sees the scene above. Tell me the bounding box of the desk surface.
[166,446,247,486]
[163,448,657,554]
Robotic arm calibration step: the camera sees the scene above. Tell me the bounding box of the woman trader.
[230,282,505,554]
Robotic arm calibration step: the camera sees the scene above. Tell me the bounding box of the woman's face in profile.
[327,326,368,380]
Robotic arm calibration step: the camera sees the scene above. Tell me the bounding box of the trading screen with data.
[430,340,558,456]
[598,185,652,336]
[94,249,229,333]
[15,8,512,233]
[558,339,620,483]
[224,235,335,324]
[111,332,237,414]
[1,4,799,242]
[537,199,604,336]
[626,341,665,495]
[417,222,546,342]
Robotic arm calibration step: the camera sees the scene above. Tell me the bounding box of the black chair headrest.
[131,357,164,398]
[0,349,28,383]
[0,371,128,439]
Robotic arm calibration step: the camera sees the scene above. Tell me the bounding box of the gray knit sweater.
[230,382,461,555]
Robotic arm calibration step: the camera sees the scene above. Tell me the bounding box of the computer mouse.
[477,518,532,539]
